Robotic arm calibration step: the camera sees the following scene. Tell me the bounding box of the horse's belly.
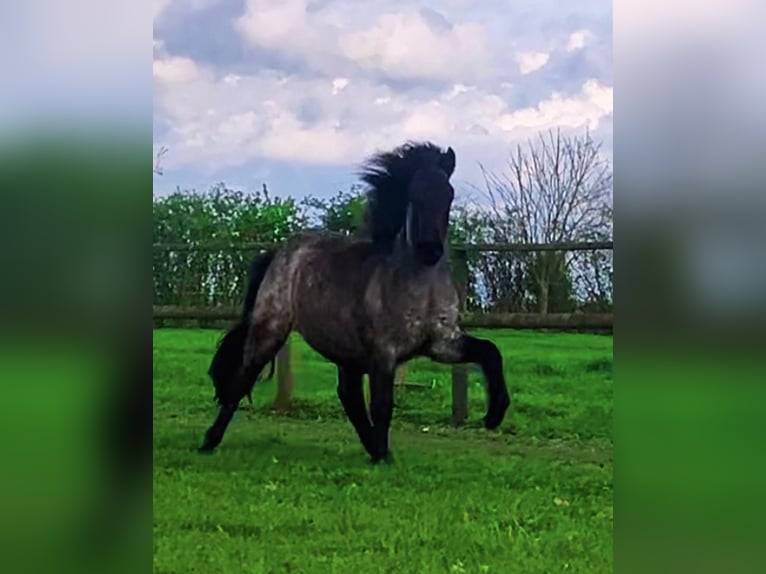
[296,324,365,366]
[293,306,365,365]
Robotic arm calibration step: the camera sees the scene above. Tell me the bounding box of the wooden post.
[273,339,294,413]
[451,248,469,427]
[395,364,407,386]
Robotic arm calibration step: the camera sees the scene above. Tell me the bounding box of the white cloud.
[233,2,492,83]
[446,84,473,99]
[234,0,350,76]
[235,0,315,53]
[153,56,202,84]
[515,51,550,75]
[223,74,241,86]
[400,100,451,139]
[497,80,612,135]
[566,29,592,52]
[340,12,492,81]
[332,78,349,95]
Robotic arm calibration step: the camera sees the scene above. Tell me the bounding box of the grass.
[153,328,613,573]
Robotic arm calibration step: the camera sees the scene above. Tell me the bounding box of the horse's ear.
[440,147,456,178]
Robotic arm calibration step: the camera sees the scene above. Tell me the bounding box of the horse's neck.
[391,233,451,278]
[392,233,417,266]
[394,223,452,262]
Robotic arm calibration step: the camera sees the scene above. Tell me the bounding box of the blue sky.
[153,0,612,199]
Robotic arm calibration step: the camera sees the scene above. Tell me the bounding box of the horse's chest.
[402,306,444,335]
[391,300,456,343]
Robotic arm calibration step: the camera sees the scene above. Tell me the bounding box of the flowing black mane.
[358,141,455,248]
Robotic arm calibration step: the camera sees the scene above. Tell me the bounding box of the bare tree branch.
[154,146,169,176]
[471,129,613,313]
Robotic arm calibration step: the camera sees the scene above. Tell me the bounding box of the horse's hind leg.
[336,365,375,457]
[198,402,241,454]
[199,322,288,453]
[429,333,511,430]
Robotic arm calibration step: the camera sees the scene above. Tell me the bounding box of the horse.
[199,141,511,463]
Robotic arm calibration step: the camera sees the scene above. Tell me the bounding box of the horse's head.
[359,142,456,265]
[405,147,455,265]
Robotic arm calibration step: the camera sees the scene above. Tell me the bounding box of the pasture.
[153,328,613,573]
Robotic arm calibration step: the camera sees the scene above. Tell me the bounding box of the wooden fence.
[153,240,612,425]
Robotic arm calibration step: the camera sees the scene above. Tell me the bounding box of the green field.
[153,328,613,573]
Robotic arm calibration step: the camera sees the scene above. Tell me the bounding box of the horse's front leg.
[368,362,396,464]
[336,365,375,457]
[429,332,511,430]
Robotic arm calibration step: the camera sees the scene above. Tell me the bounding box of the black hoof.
[483,410,506,430]
[485,395,511,430]
[197,434,219,454]
[483,416,501,430]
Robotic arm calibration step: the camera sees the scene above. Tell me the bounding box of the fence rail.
[153,305,613,330]
[152,239,613,253]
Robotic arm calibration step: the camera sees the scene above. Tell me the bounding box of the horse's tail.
[208,250,277,405]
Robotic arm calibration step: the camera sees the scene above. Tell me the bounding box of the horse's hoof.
[485,396,511,430]
[483,415,502,431]
[197,441,217,454]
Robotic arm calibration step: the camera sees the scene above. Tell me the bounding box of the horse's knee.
[479,339,502,366]
[461,336,501,366]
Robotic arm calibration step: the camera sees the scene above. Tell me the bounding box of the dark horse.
[200,142,511,463]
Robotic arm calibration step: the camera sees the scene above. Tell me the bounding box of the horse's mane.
[358,141,451,249]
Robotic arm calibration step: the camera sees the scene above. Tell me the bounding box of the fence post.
[451,248,469,427]
[395,364,407,386]
[273,339,294,413]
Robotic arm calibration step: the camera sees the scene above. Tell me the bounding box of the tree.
[448,203,529,312]
[475,129,613,313]
[152,183,308,307]
[570,204,613,311]
[153,146,168,176]
[302,184,367,236]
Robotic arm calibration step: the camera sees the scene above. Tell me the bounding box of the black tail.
[208,251,276,404]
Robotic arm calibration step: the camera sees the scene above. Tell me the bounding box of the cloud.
[234,0,324,60]
[566,29,593,52]
[153,55,202,84]
[339,11,492,82]
[498,80,612,135]
[516,51,551,75]
[331,77,349,95]
[233,1,492,84]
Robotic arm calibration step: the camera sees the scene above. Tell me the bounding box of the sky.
[153,0,613,199]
